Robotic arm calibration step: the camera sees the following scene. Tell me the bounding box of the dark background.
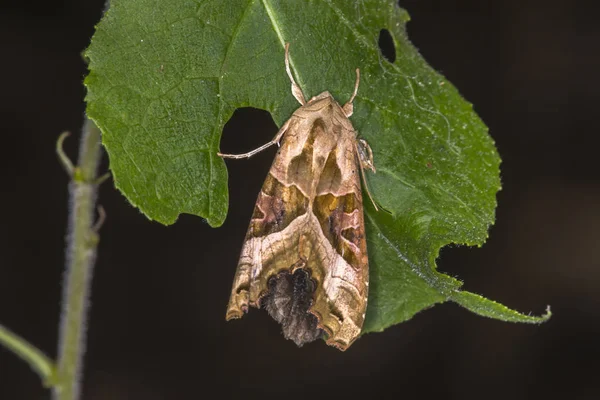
[1,0,598,399]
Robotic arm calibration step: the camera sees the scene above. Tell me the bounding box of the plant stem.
[53,118,105,400]
[0,324,56,385]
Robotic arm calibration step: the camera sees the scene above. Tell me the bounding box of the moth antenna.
[343,68,360,117]
[348,68,360,105]
[285,43,306,105]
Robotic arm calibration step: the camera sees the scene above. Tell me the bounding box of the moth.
[219,43,376,351]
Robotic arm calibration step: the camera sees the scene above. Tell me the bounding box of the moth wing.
[226,104,369,351]
[225,114,311,322]
[310,131,369,350]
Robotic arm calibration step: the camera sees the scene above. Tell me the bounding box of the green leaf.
[85,0,550,334]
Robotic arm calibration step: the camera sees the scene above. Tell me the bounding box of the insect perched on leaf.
[219,43,376,351]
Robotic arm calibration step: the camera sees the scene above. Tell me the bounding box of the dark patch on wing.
[249,174,308,237]
[261,269,323,347]
[342,226,364,249]
[313,192,363,269]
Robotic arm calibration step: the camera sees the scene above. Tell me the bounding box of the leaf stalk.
[0,324,56,386]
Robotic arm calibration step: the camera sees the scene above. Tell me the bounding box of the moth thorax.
[260,269,323,346]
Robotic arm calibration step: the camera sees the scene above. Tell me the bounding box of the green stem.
[53,118,105,400]
[0,324,56,385]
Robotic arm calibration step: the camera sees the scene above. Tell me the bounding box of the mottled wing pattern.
[226,95,369,351]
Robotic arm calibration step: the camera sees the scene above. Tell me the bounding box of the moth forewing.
[221,44,375,351]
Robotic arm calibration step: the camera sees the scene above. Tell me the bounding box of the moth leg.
[357,139,375,172]
[285,43,306,105]
[342,68,360,117]
[218,119,290,159]
[355,139,379,211]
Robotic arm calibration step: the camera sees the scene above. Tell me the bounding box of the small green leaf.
[85,0,549,335]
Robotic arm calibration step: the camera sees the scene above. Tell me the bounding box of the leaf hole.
[220,107,279,205]
[221,107,278,156]
[378,29,396,63]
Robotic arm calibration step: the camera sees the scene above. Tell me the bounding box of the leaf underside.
[85,0,550,335]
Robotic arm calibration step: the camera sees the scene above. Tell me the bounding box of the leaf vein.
[260,0,306,91]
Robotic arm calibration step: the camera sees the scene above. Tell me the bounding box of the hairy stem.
[53,118,104,400]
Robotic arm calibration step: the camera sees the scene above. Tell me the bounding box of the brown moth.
[219,43,376,351]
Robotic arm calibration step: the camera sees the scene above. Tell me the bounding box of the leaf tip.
[450,290,551,324]
[541,304,552,321]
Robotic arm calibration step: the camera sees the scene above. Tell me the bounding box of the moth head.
[306,91,334,104]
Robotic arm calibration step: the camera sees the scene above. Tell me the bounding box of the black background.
[1,1,598,399]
